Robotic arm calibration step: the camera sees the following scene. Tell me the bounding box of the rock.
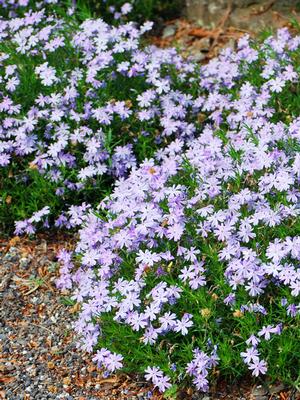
[4,254,18,263]
[5,363,15,371]
[190,51,206,62]
[269,384,285,394]
[162,25,177,39]
[0,273,13,291]
[19,257,30,268]
[191,395,210,400]
[3,345,10,353]
[31,296,39,304]
[193,37,211,51]
[220,38,235,52]
[185,0,296,32]
[251,385,269,400]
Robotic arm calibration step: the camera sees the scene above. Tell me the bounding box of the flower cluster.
[1,0,300,394]
[92,348,124,372]
[0,5,199,230]
[0,0,58,12]
[4,6,300,235]
[101,1,134,22]
[241,325,282,377]
[186,347,219,391]
[145,366,172,392]
[58,28,300,393]
[14,205,50,234]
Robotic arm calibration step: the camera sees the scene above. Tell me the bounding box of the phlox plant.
[0,0,182,23]
[0,0,68,19]
[58,29,300,395]
[1,0,300,394]
[0,3,200,232]
[83,0,183,24]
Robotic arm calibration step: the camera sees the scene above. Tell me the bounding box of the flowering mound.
[1,0,300,393]
[58,30,300,394]
[0,6,197,231]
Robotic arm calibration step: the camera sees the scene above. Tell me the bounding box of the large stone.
[185,0,300,32]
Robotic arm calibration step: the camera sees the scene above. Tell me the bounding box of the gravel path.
[0,235,299,400]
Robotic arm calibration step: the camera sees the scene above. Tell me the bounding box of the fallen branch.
[209,0,233,54]
[250,0,275,16]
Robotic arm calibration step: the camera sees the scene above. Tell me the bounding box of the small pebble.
[162,24,177,39]
[19,257,30,267]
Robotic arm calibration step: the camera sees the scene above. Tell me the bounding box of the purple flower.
[105,352,123,372]
[258,325,280,341]
[174,314,193,336]
[245,335,260,347]
[248,359,268,377]
[144,366,171,392]
[241,347,260,364]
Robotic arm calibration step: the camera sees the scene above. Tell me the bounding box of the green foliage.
[82,0,184,23]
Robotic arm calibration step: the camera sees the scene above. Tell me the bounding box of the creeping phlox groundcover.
[57,30,300,394]
[1,0,300,395]
[0,1,198,231]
